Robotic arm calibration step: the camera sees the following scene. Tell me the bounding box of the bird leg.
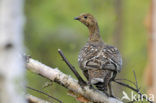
[108,71,117,97]
[58,49,87,86]
[108,81,115,97]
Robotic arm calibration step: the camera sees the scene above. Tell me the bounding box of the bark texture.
[0,0,26,103]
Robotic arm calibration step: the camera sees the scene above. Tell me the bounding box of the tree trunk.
[144,0,153,93]
[152,0,156,101]
[0,0,26,103]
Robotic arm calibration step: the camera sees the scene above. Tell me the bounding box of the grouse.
[74,13,122,96]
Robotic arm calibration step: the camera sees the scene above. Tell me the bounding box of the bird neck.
[88,23,101,42]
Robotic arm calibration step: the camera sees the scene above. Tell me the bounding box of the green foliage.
[25,0,150,102]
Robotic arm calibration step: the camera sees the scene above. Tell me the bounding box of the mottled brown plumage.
[75,13,122,95]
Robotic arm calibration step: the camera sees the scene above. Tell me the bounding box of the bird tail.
[94,73,111,92]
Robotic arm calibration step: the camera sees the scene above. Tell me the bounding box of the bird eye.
[84,16,87,19]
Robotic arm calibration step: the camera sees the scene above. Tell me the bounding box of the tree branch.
[26,94,51,103]
[58,49,86,86]
[25,57,122,103]
[26,86,62,103]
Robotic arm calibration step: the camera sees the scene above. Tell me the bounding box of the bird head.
[74,13,101,42]
[74,13,97,27]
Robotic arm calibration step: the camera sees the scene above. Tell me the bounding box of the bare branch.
[26,94,51,103]
[58,49,86,86]
[26,86,62,103]
[115,78,136,86]
[133,71,139,90]
[26,57,122,103]
[113,80,139,92]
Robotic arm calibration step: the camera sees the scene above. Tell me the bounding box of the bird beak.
[74,17,80,20]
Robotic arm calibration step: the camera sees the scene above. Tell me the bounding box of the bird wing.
[79,44,122,72]
[102,45,122,72]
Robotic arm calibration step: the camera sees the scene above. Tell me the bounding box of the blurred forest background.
[25,0,151,102]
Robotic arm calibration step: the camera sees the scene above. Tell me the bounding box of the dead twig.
[115,78,136,86]
[27,86,62,103]
[58,49,86,86]
[26,94,51,103]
